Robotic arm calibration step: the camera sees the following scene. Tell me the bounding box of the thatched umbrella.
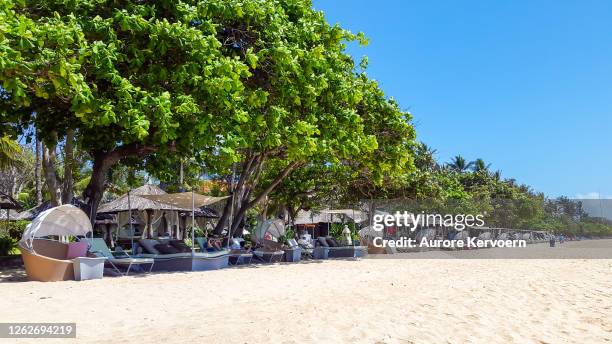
[321,209,368,223]
[294,210,333,225]
[16,198,88,221]
[0,192,20,210]
[138,192,229,209]
[97,184,185,213]
[1,192,21,231]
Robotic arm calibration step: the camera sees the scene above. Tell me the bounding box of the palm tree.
[414,142,439,171]
[492,170,502,181]
[0,135,22,169]
[471,158,491,173]
[447,155,472,172]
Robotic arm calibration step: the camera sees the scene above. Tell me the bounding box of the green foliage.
[0,235,17,256]
[284,228,296,240]
[0,135,22,169]
[277,234,287,245]
[5,1,602,241]
[328,222,356,240]
[3,220,29,241]
[185,226,206,239]
[447,155,472,172]
[1,0,416,219]
[329,223,344,239]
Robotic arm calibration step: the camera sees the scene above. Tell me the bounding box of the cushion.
[317,237,329,247]
[325,237,338,247]
[169,240,192,253]
[139,239,161,254]
[230,238,242,249]
[196,237,209,250]
[154,243,180,254]
[66,241,89,259]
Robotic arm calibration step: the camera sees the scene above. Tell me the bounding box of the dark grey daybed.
[316,237,368,258]
[139,239,229,272]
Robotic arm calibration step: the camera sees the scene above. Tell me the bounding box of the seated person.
[206,238,223,252]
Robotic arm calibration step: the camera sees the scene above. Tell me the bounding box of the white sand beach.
[1,240,611,344]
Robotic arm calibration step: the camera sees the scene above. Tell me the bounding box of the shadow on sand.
[0,268,28,283]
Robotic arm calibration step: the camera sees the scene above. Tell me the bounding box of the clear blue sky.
[313,0,612,199]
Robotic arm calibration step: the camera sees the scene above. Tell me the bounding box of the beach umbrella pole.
[191,189,195,253]
[128,190,133,252]
[227,165,236,247]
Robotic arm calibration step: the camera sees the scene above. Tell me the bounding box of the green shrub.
[329,222,357,240]
[0,235,17,256]
[329,223,344,239]
[285,228,296,240]
[2,220,30,241]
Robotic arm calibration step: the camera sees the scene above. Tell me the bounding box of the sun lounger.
[250,239,284,263]
[82,238,154,275]
[317,236,368,258]
[252,248,284,263]
[227,238,254,265]
[138,238,229,271]
[196,236,253,266]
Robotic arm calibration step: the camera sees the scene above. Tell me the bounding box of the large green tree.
[1,0,416,225]
[0,0,256,216]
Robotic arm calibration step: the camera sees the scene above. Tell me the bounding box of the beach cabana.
[293,209,366,238]
[317,209,368,258]
[98,185,191,242]
[19,205,95,282]
[138,191,228,241]
[134,191,231,271]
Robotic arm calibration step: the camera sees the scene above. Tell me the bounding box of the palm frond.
[0,135,23,169]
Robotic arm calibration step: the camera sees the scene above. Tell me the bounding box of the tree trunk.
[9,175,16,197]
[179,159,184,187]
[217,161,301,236]
[42,142,61,206]
[83,144,158,223]
[83,153,117,223]
[61,128,75,204]
[214,197,234,235]
[35,136,42,205]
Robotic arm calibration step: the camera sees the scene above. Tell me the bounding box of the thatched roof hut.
[293,209,367,225]
[293,210,334,225]
[16,198,89,221]
[0,192,21,210]
[97,184,191,213]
